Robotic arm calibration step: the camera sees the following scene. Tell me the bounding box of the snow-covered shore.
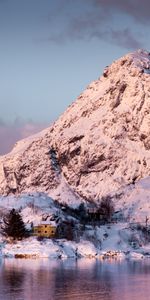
[1,223,150,261]
[0,193,150,261]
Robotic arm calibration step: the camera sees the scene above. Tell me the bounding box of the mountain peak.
[103,49,150,80]
[1,51,150,204]
[130,49,150,70]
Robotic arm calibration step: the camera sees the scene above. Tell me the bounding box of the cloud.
[0,120,48,155]
[107,28,142,49]
[46,0,145,49]
[68,20,142,49]
[93,0,150,25]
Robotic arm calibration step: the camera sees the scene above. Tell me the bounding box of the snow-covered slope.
[1,49,150,205]
[0,193,149,259]
[115,176,150,223]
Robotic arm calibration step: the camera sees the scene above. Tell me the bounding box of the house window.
[45,231,47,233]
[45,225,47,228]
[38,231,41,233]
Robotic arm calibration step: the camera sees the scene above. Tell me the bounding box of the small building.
[33,223,57,238]
[87,208,105,222]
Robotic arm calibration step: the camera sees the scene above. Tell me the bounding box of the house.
[87,208,103,221]
[33,222,57,238]
[87,207,108,223]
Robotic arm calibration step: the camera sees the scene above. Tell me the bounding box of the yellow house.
[33,223,57,238]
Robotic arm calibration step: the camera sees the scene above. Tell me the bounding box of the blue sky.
[0,0,150,153]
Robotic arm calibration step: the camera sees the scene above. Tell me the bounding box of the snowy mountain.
[1,50,150,259]
[1,49,150,206]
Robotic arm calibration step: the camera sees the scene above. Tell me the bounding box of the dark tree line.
[60,197,114,224]
[1,208,28,240]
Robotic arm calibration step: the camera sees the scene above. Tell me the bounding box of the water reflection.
[0,258,150,299]
[53,259,113,300]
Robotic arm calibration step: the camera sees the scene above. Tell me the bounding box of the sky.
[0,0,150,154]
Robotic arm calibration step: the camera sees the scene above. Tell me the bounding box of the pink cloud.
[93,0,150,24]
[0,121,48,155]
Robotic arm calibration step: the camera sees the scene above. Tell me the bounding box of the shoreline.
[1,237,150,261]
[1,222,150,261]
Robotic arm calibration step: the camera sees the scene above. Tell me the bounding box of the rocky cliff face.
[1,49,150,203]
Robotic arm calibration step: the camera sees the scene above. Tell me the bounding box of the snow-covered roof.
[38,221,56,227]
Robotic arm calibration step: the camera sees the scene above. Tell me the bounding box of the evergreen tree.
[99,196,114,222]
[78,203,86,222]
[2,209,27,240]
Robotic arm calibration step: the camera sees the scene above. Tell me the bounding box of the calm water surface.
[0,258,150,300]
